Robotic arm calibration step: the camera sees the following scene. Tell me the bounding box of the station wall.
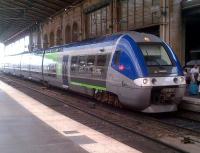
[28,0,184,64]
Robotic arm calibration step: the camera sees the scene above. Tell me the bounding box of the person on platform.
[190,64,199,83]
[188,64,199,95]
[184,68,190,85]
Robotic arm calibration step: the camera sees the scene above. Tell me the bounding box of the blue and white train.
[1,32,186,113]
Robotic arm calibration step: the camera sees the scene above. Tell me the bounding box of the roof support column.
[160,0,184,64]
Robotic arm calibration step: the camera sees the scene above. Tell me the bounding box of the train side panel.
[3,56,12,74]
[29,52,43,82]
[66,42,114,96]
[12,54,21,76]
[43,48,63,88]
[20,53,31,79]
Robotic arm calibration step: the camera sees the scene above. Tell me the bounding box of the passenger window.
[71,56,78,65]
[87,55,95,73]
[78,56,87,67]
[87,55,95,66]
[97,55,107,66]
[113,51,121,65]
[71,56,78,73]
[78,56,87,73]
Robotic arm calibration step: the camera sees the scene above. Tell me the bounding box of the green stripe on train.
[45,52,62,77]
[70,81,106,91]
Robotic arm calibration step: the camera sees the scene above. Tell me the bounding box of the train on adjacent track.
[1,32,186,113]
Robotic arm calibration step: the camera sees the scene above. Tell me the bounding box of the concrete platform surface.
[181,96,200,112]
[0,80,141,153]
[0,83,88,153]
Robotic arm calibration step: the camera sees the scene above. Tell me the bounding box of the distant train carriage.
[1,32,186,113]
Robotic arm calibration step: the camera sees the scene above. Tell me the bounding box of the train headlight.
[173,77,178,83]
[179,76,185,83]
[143,79,148,84]
[151,78,157,84]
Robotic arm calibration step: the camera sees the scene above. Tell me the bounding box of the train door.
[62,55,69,88]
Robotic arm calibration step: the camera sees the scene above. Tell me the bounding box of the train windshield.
[139,43,178,75]
[139,43,172,66]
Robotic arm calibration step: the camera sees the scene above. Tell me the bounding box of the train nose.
[151,87,176,104]
[142,87,181,113]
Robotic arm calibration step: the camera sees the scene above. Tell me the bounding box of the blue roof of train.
[11,32,162,55]
[53,33,123,49]
[43,32,162,51]
[8,34,123,55]
[24,33,123,54]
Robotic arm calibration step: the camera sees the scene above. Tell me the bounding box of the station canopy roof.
[0,0,82,44]
[182,0,200,17]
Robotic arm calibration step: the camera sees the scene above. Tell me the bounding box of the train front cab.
[139,42,185,113]
[109,34,186,113]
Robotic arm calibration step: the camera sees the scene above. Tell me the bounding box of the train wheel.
[108,93,115,105]
[114,96,123,108]
[114,96,118,107]
[102,92,109,103]
[43,81,50,89]
[95,92,102,101]
[94,91,123,108]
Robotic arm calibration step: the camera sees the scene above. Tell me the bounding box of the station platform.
[181,96,200,112]
[0,80,140,153]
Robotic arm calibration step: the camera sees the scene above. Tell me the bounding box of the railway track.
[0,74,198,153]
[148,113,200,135]
[176,110,200,122]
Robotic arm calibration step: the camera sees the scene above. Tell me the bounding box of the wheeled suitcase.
[189,83,198,95]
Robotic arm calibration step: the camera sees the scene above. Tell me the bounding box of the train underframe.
[93,85,185,113]
[2,71,185,113]
[94,90,123,108]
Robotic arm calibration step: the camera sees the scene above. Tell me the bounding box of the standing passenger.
[189,65,199,95]
[184,68,190,85]
[190,64,199,83]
